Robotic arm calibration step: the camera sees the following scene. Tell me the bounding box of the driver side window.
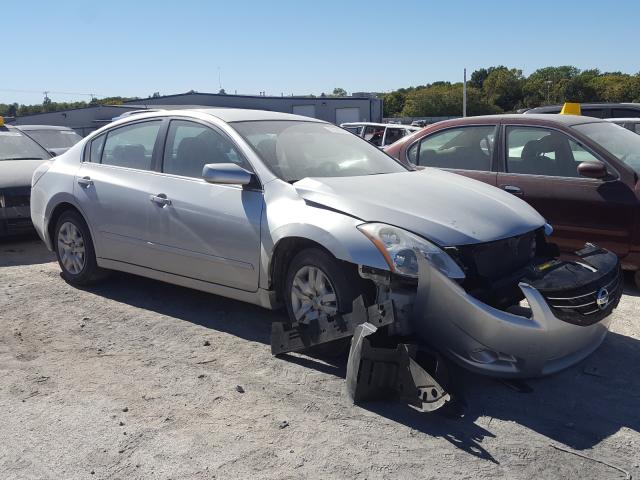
[162,120,249,178]
[414,125,496,171]
[506,126,601,178]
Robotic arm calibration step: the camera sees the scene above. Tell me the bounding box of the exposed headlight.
[357,222,465,279]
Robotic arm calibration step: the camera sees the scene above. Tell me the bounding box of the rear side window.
[612,108,640,118]
[363,125,385,146]
[581,108,605,118]
[414,125,496,171]
[384,127,406,146]
[101,121,161,170]
[89,134,105,163]
[162,120,248,178]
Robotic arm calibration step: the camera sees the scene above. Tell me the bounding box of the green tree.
[382,91,406,117]
[483,67,524,111]
[331,87,347,97]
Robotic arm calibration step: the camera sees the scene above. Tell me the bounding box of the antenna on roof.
[218,67,223,90]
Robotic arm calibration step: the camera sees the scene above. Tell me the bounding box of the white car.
[340,122,420,148]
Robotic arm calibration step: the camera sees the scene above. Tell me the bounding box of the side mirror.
[202,163,253,185]
[577,161,607,179]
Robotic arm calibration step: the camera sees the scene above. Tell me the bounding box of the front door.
[497,125,635,255]
[143,119,263,292]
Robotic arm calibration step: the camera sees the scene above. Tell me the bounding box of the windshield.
[231,120,408,182]
[573,122,640,173]
[0,129,50,161]
[27,129,82,149]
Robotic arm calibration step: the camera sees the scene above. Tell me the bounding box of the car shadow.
[0,234,55,267]
[279,329,640,461]
[83,271,284,345]
[80,270,639,460]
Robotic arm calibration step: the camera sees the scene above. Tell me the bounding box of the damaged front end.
[409,238,622,378]
[271,228,622,412]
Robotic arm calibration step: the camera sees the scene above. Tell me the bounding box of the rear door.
[75,119,164,265]
[405,124,498,186]
[496,124,634,255]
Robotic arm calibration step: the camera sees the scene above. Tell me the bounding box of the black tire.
[54,210,105,286]
[283,248,372,357]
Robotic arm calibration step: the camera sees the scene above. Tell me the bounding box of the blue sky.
[3,0,639,105]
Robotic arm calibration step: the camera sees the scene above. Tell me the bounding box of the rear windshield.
[27,129,82,149]
[573,121,640,173]
[231,120,408,182]
[0,129,50,161]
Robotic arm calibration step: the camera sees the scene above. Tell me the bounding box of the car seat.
[175,137,211,178]
[112,144,147,169]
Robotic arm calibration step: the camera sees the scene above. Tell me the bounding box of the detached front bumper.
[411,246,622,378]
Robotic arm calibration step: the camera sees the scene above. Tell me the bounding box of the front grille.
[455,229,541,281]
[542,266,623,326]
[0,187,31,208]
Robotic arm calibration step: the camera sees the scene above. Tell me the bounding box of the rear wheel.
[54,210,105,285]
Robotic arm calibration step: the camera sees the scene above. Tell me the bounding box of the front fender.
[260,180,390,290]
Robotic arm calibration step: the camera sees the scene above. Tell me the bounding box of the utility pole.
[462,68,467,117]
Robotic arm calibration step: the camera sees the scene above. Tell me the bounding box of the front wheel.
[54,210,105,285]
[283,248,372,356]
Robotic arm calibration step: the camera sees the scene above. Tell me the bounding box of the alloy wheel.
[290,265,338,324]
[57,221,86,275]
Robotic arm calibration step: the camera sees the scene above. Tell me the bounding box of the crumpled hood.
[0,159,49,188]
[294,169,546,246]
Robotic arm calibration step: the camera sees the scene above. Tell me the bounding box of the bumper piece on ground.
[270,297,395,355]
[346,322,450,412]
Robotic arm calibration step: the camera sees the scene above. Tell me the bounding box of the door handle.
[149,193,172,207]
[77,176,93,187]
[502,185,523,195]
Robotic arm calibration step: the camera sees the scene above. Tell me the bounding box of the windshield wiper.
[1,157,47,161]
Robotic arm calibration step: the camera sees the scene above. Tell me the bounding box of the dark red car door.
[497,124,635,256]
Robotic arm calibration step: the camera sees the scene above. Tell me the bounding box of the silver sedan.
[30,109,621,377]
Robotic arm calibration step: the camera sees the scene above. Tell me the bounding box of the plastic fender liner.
[270,297,395,355]
[346,321,451,413]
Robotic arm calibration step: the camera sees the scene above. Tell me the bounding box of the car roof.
[440,113,607,127]
[198,108,326,123]
[525,102,640,112]
[13,124,76,131]
[341,122,419,129]
[605,118,640,122]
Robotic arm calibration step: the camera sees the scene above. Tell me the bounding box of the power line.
[0,88,105,98]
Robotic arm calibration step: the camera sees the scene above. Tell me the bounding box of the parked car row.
[0,118,82,236]
[28,108,622,378]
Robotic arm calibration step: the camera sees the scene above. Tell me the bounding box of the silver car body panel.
[30,108,614,377]
[291,168,545,246]
[412,255,611,377]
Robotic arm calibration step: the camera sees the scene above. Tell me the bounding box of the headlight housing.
[357,222,465,279]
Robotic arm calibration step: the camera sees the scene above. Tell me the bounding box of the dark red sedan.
[385,114,640,285]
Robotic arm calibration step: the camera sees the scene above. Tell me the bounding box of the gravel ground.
[1,236,639,480]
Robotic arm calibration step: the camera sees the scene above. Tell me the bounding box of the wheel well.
[47,202,83,245]
[270,237,360,302]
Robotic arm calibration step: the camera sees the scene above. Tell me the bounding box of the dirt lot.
[1,236,639,480]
